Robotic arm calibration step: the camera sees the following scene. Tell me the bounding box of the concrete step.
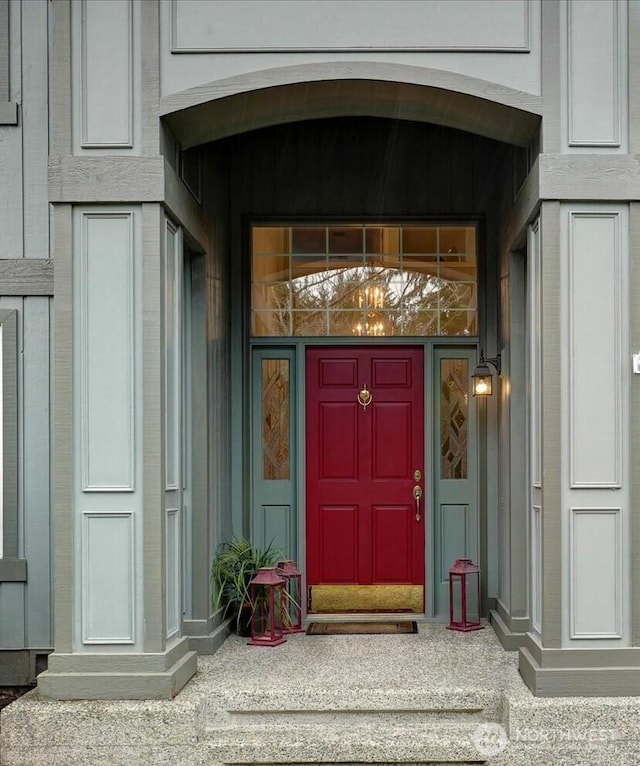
[208,708,489,727]
[206,687,504,721]
[202,720,502,763]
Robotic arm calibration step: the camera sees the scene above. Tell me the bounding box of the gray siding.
[0,297,51,650]
[0,0,52,674]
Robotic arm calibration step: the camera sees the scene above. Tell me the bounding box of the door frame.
[249,337,481,619]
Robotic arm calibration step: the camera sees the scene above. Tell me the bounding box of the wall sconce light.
[472,350,501,397]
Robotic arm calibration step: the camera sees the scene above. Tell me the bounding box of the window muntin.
[251,224,477,337]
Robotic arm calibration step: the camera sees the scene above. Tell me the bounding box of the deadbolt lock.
[413,469,422,482]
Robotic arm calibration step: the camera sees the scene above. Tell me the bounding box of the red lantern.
[277,560,305,634]
[247,567,287,647]
[447,558,484,632]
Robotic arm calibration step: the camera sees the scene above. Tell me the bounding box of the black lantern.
[472,351,501,397]
[447,558,484,632]
[247,567,287,647]
[277,560,305,633]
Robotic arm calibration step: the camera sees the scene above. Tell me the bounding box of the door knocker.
[358,384,372,410]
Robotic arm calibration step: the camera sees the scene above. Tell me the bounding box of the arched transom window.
[251,224,477,337]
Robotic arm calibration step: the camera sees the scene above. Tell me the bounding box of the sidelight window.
[251,224,477,337]
[261,358,290,481]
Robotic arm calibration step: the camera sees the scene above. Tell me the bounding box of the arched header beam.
[160,61,542,149]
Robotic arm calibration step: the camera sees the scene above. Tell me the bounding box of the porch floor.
[188,621,519,711]
[3,624,640,765]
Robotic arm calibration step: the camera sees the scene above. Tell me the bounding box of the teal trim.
[295,344,307,592]
[245,339,482,620]
[250,336,479,346]
[423,343,435,618]
[230,219,247,540]
[250,348,297,561]
[432,347,480,618]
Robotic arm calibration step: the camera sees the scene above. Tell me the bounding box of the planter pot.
[236,604,253,637]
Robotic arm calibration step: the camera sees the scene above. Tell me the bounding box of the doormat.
[306,621,418,635]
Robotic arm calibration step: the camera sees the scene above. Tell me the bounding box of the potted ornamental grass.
[210,536,283,636]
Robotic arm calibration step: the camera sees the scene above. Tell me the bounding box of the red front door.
[306,347,425,612]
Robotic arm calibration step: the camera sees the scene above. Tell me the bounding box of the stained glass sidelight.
[440,359,468,480]
[262,359,290,480]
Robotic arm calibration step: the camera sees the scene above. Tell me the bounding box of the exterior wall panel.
[565,0,627,149]
[79,0,132,148]
[165,508,180,638]
[570,508,622,639]
[170,0,530,52]
[160,0,542,98]
[561,204,630,647]
[73,206,144,652]
[71,0,143,154]
[80,213,135,491]
[531,505,541,633]
[568,212,622,487]
[82,512,135,643]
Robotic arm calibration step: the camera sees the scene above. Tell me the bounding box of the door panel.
[373,403,411,478]
[306,346,425,612]
[372,505,413,582]
[319,403,358,479]
[320,505,358,582]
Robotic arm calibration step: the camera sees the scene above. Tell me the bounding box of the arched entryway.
[165,76,539,624]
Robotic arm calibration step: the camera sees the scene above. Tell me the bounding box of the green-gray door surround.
[432,347,479,618]
[250,347,298,560]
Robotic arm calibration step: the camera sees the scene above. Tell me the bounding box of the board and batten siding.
[0,0,48,258]
[0,0,54,675]
[0,299,51,652]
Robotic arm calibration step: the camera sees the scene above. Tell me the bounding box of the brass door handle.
[413,485,423,522]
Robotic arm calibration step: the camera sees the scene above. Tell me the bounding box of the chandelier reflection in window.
[250,224,478,338]
[353,284,386,336]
